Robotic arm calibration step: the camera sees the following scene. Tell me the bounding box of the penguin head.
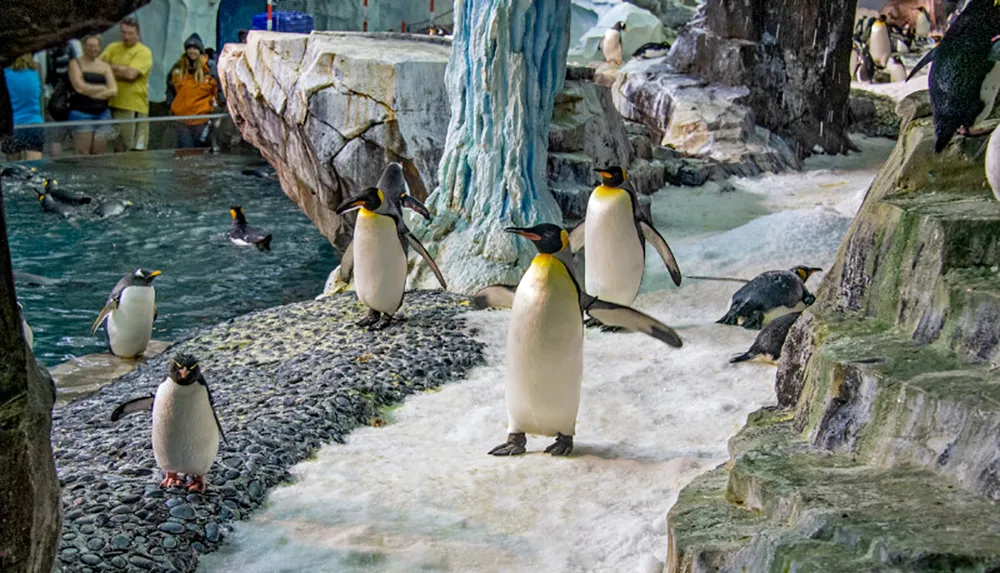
[506,223,569,255]
[989,35,1000,62]
[130,268,162,286]
[44,178,57,191]
[876,14,887,25]
[336,187,385,215]
[612,21,626,32]
[595,166,627,187]
[230,205,247,224]
[792,266,822,282]
[169,353,202,386]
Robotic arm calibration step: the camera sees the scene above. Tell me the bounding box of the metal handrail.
[12,112,231,130]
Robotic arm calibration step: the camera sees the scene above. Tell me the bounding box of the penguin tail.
[256,235,273,250]
[934,119,961,154]
[729,351,756,364]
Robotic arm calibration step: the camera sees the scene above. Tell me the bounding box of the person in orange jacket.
[166,34,221,148]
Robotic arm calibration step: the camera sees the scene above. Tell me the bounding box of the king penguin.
[42,178,91,205]
[870,15,893,67]
[335,183,446,330]
[472,223,682,457]
[923,0,1000,152]
[915,6,933,40]
[600,21,626,66]
[227,205,272,250]
[110,353,226,493]
[717,266,821,330]
[90,268,161,358]
[568,166,681,328]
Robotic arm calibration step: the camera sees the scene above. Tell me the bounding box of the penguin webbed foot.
[356,310,381,328]
[599,324,625,333]
[160,471,184,489]
[742,311,764,330]
[488,432,527,456]
[544,433,574,457]
[584,317,603,328]
[368,314,394,331]
[186,475,207,493]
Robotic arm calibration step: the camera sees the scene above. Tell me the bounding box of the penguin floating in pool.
[35,188,77,219]
[729,312,802,364]
[717,266,821,330]
[91,269,161,358]
[908,0,1000,152]
[568,165,681,330]
[42,178,91,205]
[110,353,225,493]
[472,223,682,457]
[94,199,133,218]
[335,172,446,330]
[227,205,272,250]
[1,164,37,181]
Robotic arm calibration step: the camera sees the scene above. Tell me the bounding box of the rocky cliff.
[665,95,1000,571]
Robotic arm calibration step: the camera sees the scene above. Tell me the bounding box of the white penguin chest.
[975,62,1000,126]
[887,60,907,83]
[916,14,930,38]
[353,209,407,315]
[152,379,221,475]
[584,187,645,306]
[108,286,156,357]
[506,256,584,437]
[985,125,1000,201]
[869,25,891,65]
[603,29,623,61]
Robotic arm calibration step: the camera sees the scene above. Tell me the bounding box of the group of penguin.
[851,10,931,83]
[102,159,821,492]
[598,20,672,66]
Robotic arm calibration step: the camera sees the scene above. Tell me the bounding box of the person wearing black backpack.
[44,40,81,157]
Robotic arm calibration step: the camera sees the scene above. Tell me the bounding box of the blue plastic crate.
[251,11,314,33]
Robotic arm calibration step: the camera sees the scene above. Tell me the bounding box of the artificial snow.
[198,137,893,573]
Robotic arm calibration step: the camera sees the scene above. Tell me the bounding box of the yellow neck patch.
[359,207,377,218]
[594,184,625,199]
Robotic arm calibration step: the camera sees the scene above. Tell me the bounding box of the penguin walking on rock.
[568,166,681,330]
[922,0,1000,152]
[110,354,225,493]
[335,177,446,330]
[227,205,272,250]
[869,15,893,67]
[857,47,877,83]
[472,224,682,457]
[729,312,802,364]
[600,21,626,66]
[915,6,933,41]
[717,266,821,330]
[850,41,863,80]
[91,269,161,358]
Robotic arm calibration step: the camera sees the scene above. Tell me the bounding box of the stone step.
[547,151,594,186]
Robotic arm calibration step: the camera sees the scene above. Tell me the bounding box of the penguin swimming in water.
[922,0,1000,152]
[94,199,133,218]
[869,15,893,67]
[568,166,681,328]
[729,312,801,364]
[110,353,225,493]
[335,183,446,330]
[915,6,933,40]
[241,167,276,179]
[1,164,37,181]
[887,55,909,82]
[472,224,682,457]
[42,178,91,205]
[17,301,33,349]
[632,41,671,60]
[36,189,77,219]
[600,21,626,65]
[717,266,821,330]
[227,205,272,250]
[90,269,161,358]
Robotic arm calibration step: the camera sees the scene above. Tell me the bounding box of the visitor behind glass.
[100,17,153,152]
[44,40,82,158]
[3,54,45,161]
[67,35,117,156]
[166,34,220,149]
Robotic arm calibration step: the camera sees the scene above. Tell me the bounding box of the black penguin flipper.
[638,221,681,286]
[401,195,431,220]
[471,285,517,309]
[568,221,586,253]
[198,374,228,446]
[404,232,447,290]
[582,296,683,348]
[255,234,272,251]
[729,351,757,364]
[90,300,118,335]
[110,395,154,421]
[906,47,935,81]
[336,239,355,284]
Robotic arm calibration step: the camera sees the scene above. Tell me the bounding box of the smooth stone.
[205,522,220,542]
[111,534,130,549]
[168,504,196,520]
[81,554,102,566]
[86,537,104,550]
[157,522,185,534]
[128,555,155,569]
[162,535,177,549]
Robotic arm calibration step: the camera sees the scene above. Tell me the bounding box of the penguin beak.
[178,367,188,379]
[149,270,162,278]
[594,169,612,178]
[335,197,367,215]
[505,227,542,241]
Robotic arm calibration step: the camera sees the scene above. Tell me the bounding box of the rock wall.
[668,0,858,158]
[665,95,1000,570]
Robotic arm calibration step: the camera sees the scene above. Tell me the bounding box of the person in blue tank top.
[3,54,45,161]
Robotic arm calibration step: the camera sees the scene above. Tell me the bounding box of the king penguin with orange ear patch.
[569,166,681,330]
[473,224,682,457]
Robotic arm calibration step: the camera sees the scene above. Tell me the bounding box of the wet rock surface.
[50,291,485,573]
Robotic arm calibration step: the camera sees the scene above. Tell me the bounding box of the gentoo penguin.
[632,41,671,60]
[600,21,626,66]
[887,55,909,82]
[729,312,801,364]
[90,268,161,358]
[717,266,821,330]
[110,353,225,493]
[94,199,133,218]
[858,47,877,83]
[335,185,446,330]
[916,6,933,40]
[17,302,33,349]
[869,15,893,67]
[1,164,37,180]
[42,178,91,205]
[568,166,681,328]
[227,205,272,250]
[925,0,1000,152]
[472,224,682,457]
[985,124,1000,201]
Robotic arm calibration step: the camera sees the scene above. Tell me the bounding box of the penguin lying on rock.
[632,42,671,59]
[729,312,802,364]
[227,205,272,250]
[110,353,226,493]
[91,269,161,358]
[717,266,821,330]
[473,223,682,457]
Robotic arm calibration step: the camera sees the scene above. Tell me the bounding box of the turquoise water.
[3,151,339,365]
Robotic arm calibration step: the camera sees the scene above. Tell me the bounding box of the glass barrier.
[3,112,246,161]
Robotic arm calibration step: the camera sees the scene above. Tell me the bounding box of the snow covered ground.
[197,136,894,573]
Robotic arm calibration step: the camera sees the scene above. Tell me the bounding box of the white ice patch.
[197,139,892,573]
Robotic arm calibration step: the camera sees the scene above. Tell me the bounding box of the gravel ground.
[50,291,486,573]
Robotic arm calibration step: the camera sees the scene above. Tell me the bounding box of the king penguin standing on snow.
[91,268,161,358]
[473,224,682,457]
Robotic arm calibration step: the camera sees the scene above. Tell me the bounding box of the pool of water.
[3,151,339,365]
